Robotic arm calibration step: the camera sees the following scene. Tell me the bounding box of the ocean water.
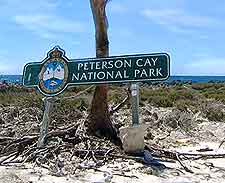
[167,76,225,83]
[0,75,22,84]
[0,75,225,84]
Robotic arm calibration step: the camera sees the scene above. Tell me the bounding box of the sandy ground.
[1,105,225,183]
[0,141,225,183]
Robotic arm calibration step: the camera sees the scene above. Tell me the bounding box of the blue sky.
[0,0,225,75]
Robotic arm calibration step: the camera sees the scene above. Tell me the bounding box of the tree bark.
[87,0,117,139]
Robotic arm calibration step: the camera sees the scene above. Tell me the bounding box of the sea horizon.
[1,74,225,84]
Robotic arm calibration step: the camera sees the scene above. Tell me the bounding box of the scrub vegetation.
[1,82,225,122]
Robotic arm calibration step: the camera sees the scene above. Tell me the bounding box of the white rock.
[119,124,148,152]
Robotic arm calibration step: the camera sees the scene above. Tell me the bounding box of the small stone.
[129,161,134,165]
[119,124,148,152]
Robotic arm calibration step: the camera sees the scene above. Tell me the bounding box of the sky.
[0,0,225,76]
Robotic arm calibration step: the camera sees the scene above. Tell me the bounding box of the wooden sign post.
[37,97,53,147]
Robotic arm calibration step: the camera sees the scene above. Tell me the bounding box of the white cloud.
[184,58,225,75]
[1,0,59,11]
[141,9,220,34]
[13,14,86,39]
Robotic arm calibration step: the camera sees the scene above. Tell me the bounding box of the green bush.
[192,83,214,90]
[202,86,225,104]
[0,92,42,108]
[1,84,225,119]
[175,99,200,113]
[205,108,225,122]
[148,95,173,107]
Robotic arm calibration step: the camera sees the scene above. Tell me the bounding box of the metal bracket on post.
[37,97,53,147]
[130,82,140,126]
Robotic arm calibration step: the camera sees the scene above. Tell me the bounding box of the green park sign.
[23,46,170,96]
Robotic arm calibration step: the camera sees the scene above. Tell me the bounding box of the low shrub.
[205,108,225,122]
[192,83,214,90]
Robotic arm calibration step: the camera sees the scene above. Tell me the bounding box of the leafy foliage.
[1,83,225,122]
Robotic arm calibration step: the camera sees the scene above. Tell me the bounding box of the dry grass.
[1,83,225,121]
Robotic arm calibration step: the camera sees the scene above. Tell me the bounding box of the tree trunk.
[87,0,117,139]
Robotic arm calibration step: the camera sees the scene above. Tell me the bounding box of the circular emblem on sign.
[38,46,69,96]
